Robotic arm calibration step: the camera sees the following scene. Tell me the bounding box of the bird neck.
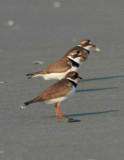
[67,78,78,87]
[77,45,90,54]
[67,57,80,67]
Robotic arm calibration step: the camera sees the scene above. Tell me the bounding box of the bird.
[24,71,82,119]
[26,39,96,80]
[63,39,96,59]
[63,39,96,75]
[27,49,85,80]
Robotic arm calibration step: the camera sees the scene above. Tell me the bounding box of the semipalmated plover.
[26,39,95,80]
[63,39,96,59]
[63,39,96,77]
[27,50,85,80]
[24,71,82,119]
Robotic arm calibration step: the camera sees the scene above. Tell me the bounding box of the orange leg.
[77,70,83,83]
[56,103,68,119]
[77,70,79,75]
[55,103,59,118]
[78,80,83,83]
[77,70,82,83]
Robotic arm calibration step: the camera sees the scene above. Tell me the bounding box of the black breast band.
[68,79,77,87]
[69,59,80,68]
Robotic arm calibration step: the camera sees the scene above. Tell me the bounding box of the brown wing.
[32,79,72,102]
[33,59,71,75]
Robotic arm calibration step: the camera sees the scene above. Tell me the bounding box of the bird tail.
[24,100,34,105]
[26,71,43,79]
[26,73,34,79]
[24,94,43,106]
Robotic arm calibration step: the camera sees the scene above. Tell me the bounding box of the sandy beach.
[0,0,124,160]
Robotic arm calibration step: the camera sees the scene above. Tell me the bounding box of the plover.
[63,39,96,59]
[63,39,96,76]
[24,71,82,119]
[26,49,85,80]
[26,39,95,80]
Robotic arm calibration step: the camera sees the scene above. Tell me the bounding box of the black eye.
[77,51,80,54]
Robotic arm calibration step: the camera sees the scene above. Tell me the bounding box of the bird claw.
[56,116,68,119]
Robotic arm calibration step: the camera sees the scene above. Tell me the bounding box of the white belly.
[36,66,78,80]
[44,96,67,104]
[44,86,76,104]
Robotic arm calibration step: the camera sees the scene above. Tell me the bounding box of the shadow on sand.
[82,75,124,82]
[65,109,119,118]
[65,75,122,122]
[76,87,119,93]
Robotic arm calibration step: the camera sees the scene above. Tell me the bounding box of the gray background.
[0,0,124,160]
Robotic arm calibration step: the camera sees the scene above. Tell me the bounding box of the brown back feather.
[33,59,71,75]
[32,79,72,102]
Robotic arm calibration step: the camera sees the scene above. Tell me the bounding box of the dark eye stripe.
[77,51,80,53]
